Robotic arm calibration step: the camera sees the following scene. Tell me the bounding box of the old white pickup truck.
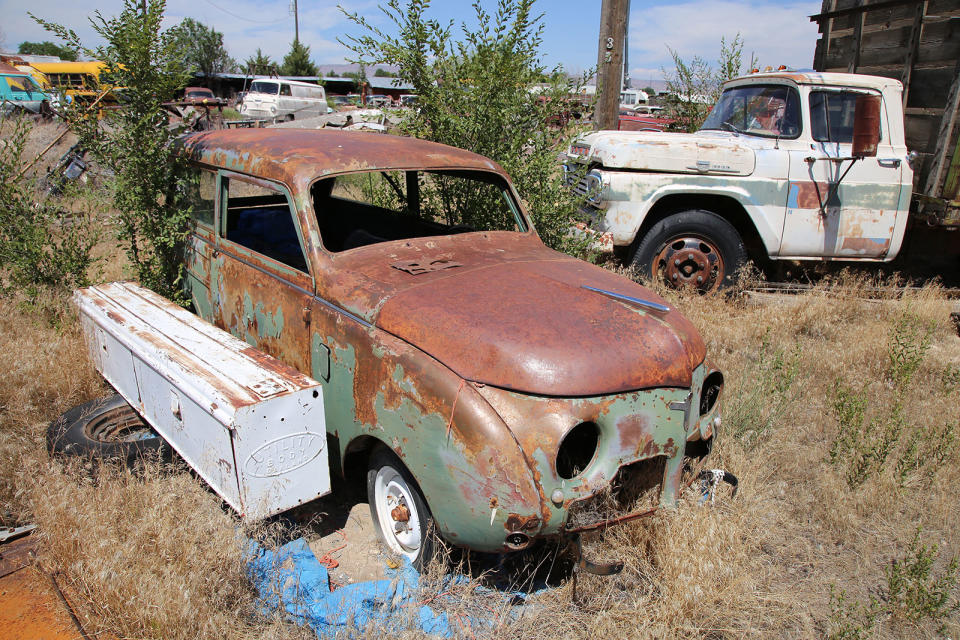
[566,71,917,291]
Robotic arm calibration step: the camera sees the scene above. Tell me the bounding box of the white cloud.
[628,0,822,75]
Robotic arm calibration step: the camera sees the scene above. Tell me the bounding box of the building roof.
[367,76,414,91]
[176,129,505,192]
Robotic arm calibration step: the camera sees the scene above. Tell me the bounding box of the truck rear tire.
[632,209,746,293]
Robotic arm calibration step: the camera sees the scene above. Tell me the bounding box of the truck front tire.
[632,209,746,293]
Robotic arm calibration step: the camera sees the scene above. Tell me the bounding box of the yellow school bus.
[31,61,116,104]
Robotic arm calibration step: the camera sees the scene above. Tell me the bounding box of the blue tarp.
[245,538,472,638]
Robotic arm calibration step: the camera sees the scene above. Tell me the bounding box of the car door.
[213,171,315,374]
[781,88,903,258]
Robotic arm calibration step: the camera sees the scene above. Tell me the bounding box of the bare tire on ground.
[631,209,746,293]
[367,447,438,571]
[47,393,169,466]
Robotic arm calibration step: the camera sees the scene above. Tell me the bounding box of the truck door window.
[222,177,309,273]
[279,84,292,96]
[809,91,880,143]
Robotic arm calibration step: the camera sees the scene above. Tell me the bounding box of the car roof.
[177,129,509,191]
[0,62,29,76]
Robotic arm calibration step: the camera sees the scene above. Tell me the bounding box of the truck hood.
[342,234,706,396]
[573,130,756,176]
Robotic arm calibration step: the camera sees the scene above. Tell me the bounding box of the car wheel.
[286,114,295,122]
[632,209,746,293]
[367,447,437,570]
[47,393,169,466]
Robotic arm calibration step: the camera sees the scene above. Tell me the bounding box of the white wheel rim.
[373,465,422,559]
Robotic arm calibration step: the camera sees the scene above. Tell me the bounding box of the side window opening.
[222,177,309,273]
[312,169,526,253]
[184,167,216,227]
[810,90,881,144]
[279,84,292,96]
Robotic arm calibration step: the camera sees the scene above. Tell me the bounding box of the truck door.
[213,172,315,375]
[781,89,903,258]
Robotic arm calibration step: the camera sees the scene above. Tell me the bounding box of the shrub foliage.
[342,0,591,254]
[34,0,193,299]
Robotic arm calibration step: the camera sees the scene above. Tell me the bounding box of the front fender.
[597,172,787,254]
[327,323,543,553]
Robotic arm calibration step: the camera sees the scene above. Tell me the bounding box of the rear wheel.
[632,209,746,293]
[367,447,437,570]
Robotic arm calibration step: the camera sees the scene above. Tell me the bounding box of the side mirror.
[852,94,881,158]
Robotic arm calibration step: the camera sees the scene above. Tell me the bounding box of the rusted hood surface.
[574,130,756,176]
[363,235,706,396]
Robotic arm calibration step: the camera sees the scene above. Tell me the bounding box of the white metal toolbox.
[75,281,329,520]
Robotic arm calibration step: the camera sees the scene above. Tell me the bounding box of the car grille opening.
[556,421,599,479]
[566,456,666,530]
[700,371,724,415]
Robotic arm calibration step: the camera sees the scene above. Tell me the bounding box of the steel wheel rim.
[83,406,155,443]
[374,466,422,558]
[653,236,725,292]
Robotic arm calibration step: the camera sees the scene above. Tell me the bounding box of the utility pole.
[595,0,629,130]
[292,0,299,43]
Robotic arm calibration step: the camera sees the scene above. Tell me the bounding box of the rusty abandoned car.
[56,129,725,569]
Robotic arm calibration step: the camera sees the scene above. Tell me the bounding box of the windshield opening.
[701,84,801,139]
[249,81,279,95]
[312,169,528,253]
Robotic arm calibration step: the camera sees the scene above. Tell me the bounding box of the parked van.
[239,79,331,121]
[0,62,54,116]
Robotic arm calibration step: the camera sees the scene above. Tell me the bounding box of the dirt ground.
[304,499,389,584]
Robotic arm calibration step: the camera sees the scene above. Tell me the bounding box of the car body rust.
[178,129,723,553]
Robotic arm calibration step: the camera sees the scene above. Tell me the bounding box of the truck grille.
[564,166,603,203]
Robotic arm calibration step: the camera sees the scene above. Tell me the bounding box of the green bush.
[724,329,802,448]
[34,0,193,300]
[0,117,98,304]
[829,528,960,637]
[830,309,952,489]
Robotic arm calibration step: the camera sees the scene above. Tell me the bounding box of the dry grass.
[2,122,959,639]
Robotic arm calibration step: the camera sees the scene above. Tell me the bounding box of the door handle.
[877,158,901,168]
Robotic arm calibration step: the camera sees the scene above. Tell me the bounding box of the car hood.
[333,233,706,396]
[572,130,756,176]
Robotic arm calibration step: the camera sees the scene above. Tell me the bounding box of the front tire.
[367,447,437,570]
[632,209,746,293]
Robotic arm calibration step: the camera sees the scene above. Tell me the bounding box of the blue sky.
[0,0,823,83]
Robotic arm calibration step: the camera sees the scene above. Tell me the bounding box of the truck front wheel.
[632,209,746,293]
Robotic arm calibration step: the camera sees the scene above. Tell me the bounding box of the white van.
[239,79,331,121]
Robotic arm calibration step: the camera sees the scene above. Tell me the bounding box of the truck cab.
[567,72,912,292]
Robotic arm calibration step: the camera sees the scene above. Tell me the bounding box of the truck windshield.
[701,84,800,138]
[249,81,279,95]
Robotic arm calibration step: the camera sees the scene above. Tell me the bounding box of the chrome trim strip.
[581,285,670,313]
